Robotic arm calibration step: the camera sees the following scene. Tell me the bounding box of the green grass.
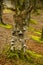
[28,26,35,32]
[34,31,41,35]
[2,46,43,65]
[30,19,37,24]
[28,26,41,36]
[0,23,12,29]
[30,35,43,43]
[26,50,42,59]
[3,47,43,59]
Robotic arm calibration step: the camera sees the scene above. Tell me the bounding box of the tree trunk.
[0,0,6,25]
[41,26,43,40]
[33,0,37,12]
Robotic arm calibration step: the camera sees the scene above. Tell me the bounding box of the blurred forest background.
[0,0,43,65]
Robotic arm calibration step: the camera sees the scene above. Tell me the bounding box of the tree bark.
[41,26,43,40]
[0,0,6,25]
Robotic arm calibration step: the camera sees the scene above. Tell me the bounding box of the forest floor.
[26,10,43,55]
[0,9,43,65]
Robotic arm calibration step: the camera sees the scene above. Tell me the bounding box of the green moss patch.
[34,31,41,35]
[28,26,41,36]
[30,19,37,24]
[31,35,43,43]
[26,50,43,59]
[28,26,35,32]
[0,23,12,29]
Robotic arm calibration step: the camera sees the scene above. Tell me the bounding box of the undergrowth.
[1,46,43,65]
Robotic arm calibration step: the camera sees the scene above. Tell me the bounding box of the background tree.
[41,26,43,41]
[0,0,6,25]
